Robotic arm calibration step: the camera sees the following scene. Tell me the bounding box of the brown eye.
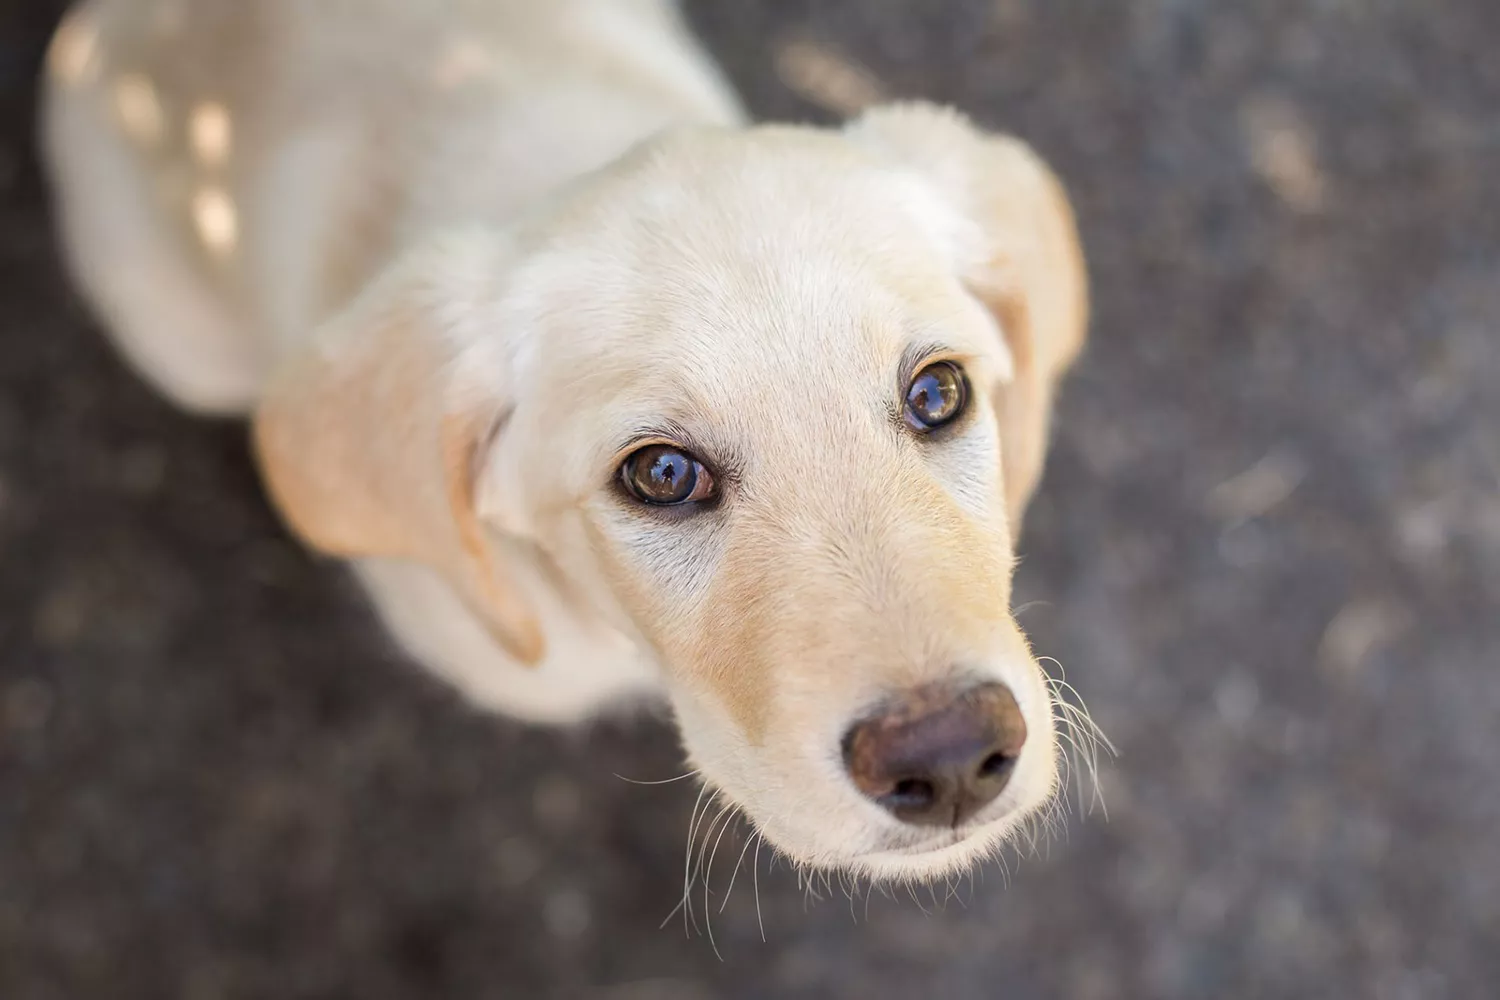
[621,444,717,506]
[905,361,968,430]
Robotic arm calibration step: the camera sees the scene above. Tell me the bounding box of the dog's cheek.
[934,412,1007,527]
[578,506,753,679]
[666,538,783,745]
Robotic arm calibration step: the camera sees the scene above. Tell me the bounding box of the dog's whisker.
[1046,676,1116,756]
[1052,726,1090,772]
[801,863,829,909]
[664,789,701,932]
[1054,695,1114,758]
[1051,736,1084,816]
[688,789,722,936]
[1039,660,1114,825]
[752,833,766,943]
[613,768,701,786]
[1052,734,1076,806]
[700,804,740,961]
[694,802,731,892]
[718,817,757,914]
[1063,741,1094,816]
[675,781,714,936]
[691,803,732,936]
[658,893,687,931]
[1032,808,1053,850]
[1037,654,1070,682]
[945,873,965,909]
[1011,599,1051,619]
[1052,702,1108,818]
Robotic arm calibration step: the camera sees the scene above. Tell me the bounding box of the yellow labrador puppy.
[41,0,1089,882]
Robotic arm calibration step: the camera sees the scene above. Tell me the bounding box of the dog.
[40,0,1091,883]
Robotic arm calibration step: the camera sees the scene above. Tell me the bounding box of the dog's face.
[256,105,1088,882]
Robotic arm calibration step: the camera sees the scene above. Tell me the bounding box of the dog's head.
[255,104,1088,882]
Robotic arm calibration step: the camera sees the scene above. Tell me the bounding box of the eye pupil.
[906,361,967,430]
[623,443,713,506]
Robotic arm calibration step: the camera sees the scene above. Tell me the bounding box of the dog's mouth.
[865,835,968,866]
[778,797,1045,883]
[887,829,971,856]
[842,818,1020,881]
[873,805,1023,858]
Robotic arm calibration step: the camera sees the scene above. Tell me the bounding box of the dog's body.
[43,0,1091,880]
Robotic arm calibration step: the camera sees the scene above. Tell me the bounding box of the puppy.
[41,0,1091,882]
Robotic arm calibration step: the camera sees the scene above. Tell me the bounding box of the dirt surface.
[3,2,1498,998]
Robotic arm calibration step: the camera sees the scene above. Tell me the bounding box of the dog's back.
[41,0,742,412]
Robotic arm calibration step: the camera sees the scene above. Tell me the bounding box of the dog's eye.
[621,444,717,506]
[905,361,968,431]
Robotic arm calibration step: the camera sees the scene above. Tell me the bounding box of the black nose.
[841,681,1028,827]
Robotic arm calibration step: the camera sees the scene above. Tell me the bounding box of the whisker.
[752,833,766,942]
[658,893,687,930]
[674,782,713,936]
[613,769,701,786]
[701,804,738,961]
[694,803,731,890]
[718,819,757,914]
[1037,657,1115,824]
[1053,703,1108,817]
[1011,599,1051,619]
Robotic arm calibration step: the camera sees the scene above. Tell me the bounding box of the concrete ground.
[2,1,1498,997]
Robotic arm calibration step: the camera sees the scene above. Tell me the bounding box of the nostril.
[978,751,1016,779]
[884,777,937,811]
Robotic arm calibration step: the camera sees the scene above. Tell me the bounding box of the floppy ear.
[847,103,1089,525]
[252,233,545,664]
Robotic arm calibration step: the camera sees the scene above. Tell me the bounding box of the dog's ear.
[847,103,1089,524]
[252,233,545,664]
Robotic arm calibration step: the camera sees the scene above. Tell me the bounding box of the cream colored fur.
[41,0,1089,882]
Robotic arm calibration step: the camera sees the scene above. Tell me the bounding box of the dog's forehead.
[512,132,992,406]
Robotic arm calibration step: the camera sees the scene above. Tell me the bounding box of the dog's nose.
[841,681,1028,827]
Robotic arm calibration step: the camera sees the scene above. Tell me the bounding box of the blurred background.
[2,1,1498,997]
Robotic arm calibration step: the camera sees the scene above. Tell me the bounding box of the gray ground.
[2,1,1498,998]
